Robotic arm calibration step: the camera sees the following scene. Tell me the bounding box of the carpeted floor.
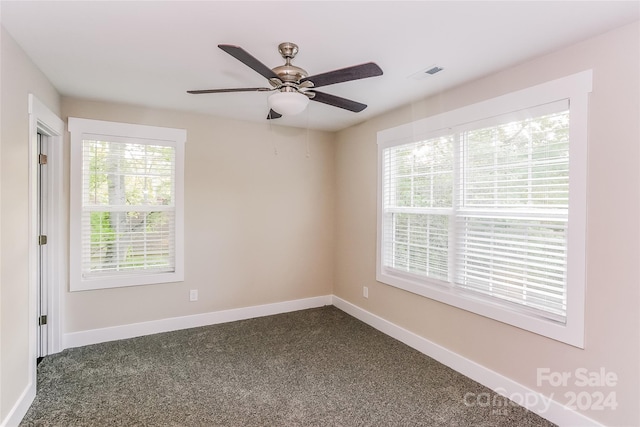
[20,306,555,426]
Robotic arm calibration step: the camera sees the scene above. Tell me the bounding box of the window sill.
[377,268,584,348]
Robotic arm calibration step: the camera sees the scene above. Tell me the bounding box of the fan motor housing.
[271,64,308,83]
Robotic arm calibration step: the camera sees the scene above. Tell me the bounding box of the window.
[377,71,591,347]
[69,118,186,291]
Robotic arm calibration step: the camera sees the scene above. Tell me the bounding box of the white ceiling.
[1,1,638,132]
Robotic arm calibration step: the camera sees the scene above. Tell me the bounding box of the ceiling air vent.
[425,66,443,75]
[409,65,444,80]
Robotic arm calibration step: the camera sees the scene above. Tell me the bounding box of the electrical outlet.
[363,286,369,299]
[189,289,198,302]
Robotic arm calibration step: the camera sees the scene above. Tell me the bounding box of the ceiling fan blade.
[266,109,282,120]
[187,87,272,94]
[301,62,383,88]
[218,44,279,81]
[309,91,367,112]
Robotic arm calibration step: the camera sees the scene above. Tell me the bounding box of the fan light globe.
[268,91,310,116]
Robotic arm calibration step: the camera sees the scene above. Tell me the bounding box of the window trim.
[69,117,186,291]
[377,70,591,347]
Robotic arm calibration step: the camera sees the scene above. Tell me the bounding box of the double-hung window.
[377,71,591,347]
[69,118,186,291]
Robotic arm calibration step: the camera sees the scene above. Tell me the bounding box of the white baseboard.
[63,295,332,349]
[0,381,35,427]
[331,296,603,427]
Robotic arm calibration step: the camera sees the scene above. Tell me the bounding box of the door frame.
[28,94,65,366]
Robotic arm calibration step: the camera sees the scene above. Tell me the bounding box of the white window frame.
[69,117,186,291]
[377,70,591,347]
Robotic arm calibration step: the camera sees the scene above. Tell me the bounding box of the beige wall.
[334,21,639,426]
[0,26,61,421]
[60,99,335,333]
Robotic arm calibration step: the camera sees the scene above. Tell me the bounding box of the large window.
[377,71,591,347]
[69,118,186,291]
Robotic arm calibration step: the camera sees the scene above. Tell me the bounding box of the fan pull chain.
[268,112,278,156]
[305,109,311,158]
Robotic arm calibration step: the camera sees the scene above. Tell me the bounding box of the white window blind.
[81,138,177,278]
[381,135,453,282]
[377,71,591,347]
[381,103,569,322]
[455,108,569,321]
[69,118,185,291]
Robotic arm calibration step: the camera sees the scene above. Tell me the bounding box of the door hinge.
[38,235,48,245]
[39,315,48,326]
[38,153,48,165]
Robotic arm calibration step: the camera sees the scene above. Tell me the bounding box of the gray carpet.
[20,306,555,426]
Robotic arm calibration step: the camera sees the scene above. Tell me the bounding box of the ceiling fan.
[187,42,383,119]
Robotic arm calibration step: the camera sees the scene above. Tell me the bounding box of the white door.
[37,132,49,360]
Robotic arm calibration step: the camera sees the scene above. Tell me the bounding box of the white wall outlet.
[189,289,198,302]
[363,286,369,298]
